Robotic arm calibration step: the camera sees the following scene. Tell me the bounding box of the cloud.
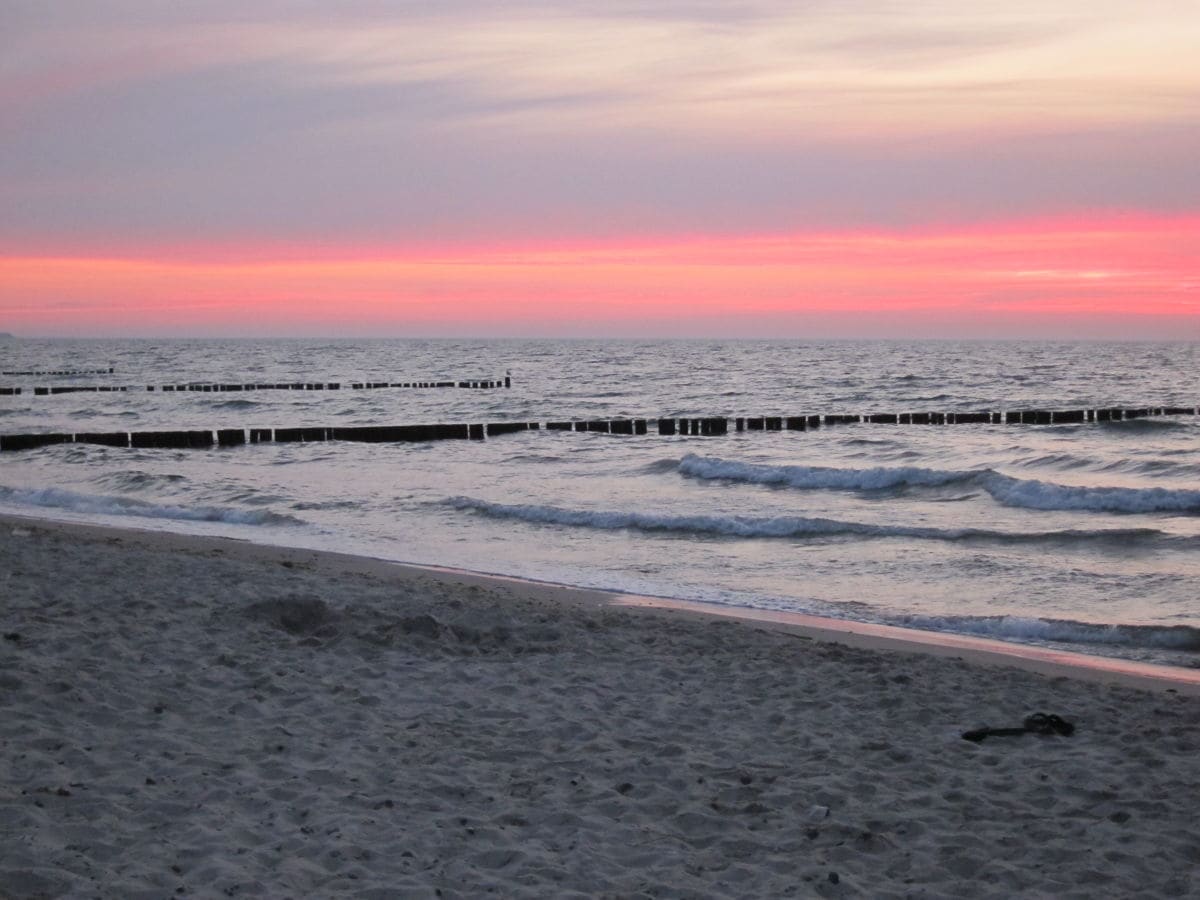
[1,0,1196,251]
[7,2,1197,133]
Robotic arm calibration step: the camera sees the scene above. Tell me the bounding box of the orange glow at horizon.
[2,215,1196,338]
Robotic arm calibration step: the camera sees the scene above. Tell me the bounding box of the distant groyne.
[1,367,113,376]
[0,375,510,396]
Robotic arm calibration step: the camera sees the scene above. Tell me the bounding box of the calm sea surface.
[2,338,1198,667]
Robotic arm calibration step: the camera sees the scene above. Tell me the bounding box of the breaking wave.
[678,454,974,491]
[444,496,1168,546]
[0,485,302,526]
[900,614,1200,653]
[981,473,1200,514]
[677,454,1200,514]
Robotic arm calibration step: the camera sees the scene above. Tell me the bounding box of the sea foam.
[678,454,973,490]
[444,496,1166,545]
[979,473,1200,514]
[677,454,1200,514]
[0,485,301,526]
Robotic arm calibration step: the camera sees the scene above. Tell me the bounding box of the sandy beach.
[2,514,1198,899]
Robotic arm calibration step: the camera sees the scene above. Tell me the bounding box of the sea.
[2,337,1198,668]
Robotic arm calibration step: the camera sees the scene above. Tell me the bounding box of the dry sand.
[1,514,1198,899]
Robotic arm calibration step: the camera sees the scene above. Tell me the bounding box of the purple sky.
[2,1,1197,337]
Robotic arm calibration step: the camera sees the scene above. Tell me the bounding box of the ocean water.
[2,337,1198,667]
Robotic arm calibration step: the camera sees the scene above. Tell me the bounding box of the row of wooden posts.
[0,368,115,376]
[0,405,1195,452]
[0,423,531,451]
[0,376,510,396]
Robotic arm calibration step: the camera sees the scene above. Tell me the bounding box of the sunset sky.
[2,1,1197,338]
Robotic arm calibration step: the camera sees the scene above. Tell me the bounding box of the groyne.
[1,406,1194,452]
[1,368,114,376]
[0,375,511,396]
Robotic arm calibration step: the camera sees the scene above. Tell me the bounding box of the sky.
[1,1,1197,339]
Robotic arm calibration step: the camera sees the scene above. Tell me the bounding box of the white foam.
[676,453,1200,514]
[981,473,1200,514]
[444,496,1164,545]
[0,485,301,526]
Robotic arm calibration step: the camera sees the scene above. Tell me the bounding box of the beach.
[2,514,1198,898]
[7,0,1199,893]
[5,338,1200,673]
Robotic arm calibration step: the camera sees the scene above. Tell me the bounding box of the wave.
[900,614,1200,653]
[444,496,1167,546]
[1114,459,1200,479]
[842,437,902,447]
[642,457,685,474]
[677,454,1200,514]
[982,473,1200,514]
[291,499,361,511]
[502,453,567,464]
[92,470,188,492]
[1100,417,1188,432]
[211,399,259,410]
[1013,452,1096,470]
[0,485,302,526]
[678,454,974,491]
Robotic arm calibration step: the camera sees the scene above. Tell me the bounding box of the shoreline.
[4,509,1200,896]
[3,511,1197,696]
